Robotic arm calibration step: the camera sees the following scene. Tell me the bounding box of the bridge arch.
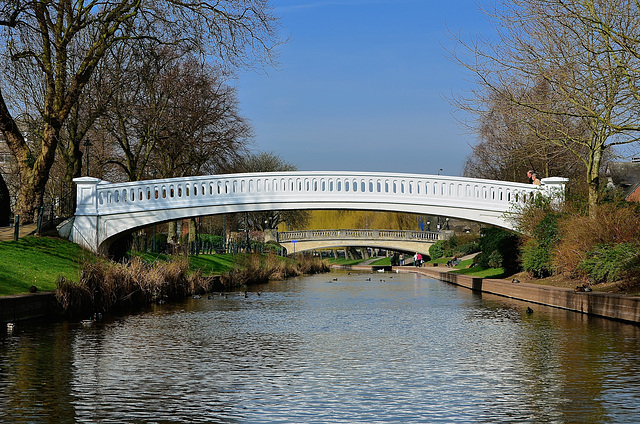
[68,171,567,254]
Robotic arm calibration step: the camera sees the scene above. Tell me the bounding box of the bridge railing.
[278,229,441,242]
[75,171,565,217]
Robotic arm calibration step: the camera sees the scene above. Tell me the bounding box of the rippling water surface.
[2,271,640,423]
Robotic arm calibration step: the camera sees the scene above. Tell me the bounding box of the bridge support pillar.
[70,177,101,253]
[541,177,569,206]
[264,229,278,244]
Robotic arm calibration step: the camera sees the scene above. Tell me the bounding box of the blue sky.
[235,0,490,176]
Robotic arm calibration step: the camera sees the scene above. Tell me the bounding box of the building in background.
[606,158,640,202]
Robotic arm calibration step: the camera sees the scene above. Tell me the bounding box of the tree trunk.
[586,146,603,218]
[0,172,11,226]
[188,218,197,244]
[60,139,82,214]
[168,221,177,244]
[15,126,61,224]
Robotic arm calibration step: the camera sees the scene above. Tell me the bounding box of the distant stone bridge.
[68,171,567,255]
[278,229,444,256]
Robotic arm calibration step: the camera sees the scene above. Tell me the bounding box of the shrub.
[554,202,640,276]
[474,227,520,274]
[429,240,447,260]
[454,241,480,256]
[511,193,559,236]
[429,236,477,259]
[200,234,224,245]
[576,243,640,284]
[152,233,168,252]
[521,240,554,278]
[520,211,562,277]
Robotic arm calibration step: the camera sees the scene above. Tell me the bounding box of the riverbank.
[333,264,640,324]
[0,236,329,322]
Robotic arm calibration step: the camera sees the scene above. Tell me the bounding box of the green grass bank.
[1,236,329,320]
[0,236,246,296]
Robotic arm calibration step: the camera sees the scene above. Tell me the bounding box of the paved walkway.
[358,252,479,268]
[0,223,38,242]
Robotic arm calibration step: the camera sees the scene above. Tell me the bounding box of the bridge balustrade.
[278,229,441,243]
[83,172,543,217]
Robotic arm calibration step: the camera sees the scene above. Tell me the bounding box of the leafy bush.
[429,240,447,260]
[152,233,168,253]
[520,211,562,277]
[577,243,640,284]
[531,212,561,246]
[429,236,479,260]
[454,241,480,256]
[474,227,520,274]
[200,234,224,246]
[521,240,554,278]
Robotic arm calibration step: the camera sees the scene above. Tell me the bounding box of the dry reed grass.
[219,253,329,287]
[554,203,640,276]
[56,256,215,316]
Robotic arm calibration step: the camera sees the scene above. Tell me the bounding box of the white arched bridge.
[68,171,568,254]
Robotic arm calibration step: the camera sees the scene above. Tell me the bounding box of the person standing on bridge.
[527,170,534,184]
[531,173,541,186]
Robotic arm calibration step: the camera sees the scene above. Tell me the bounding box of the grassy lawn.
[370,256,391,266]
[423,256,505,279]
[425,257,450,266]
[454,258,474,269]
[327,257,369,266]
[0,236,92,295]
[2,239,258,296]
[449,266,506,279]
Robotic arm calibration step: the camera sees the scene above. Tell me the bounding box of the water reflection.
[2,271,640,423]
[0,321,76,423]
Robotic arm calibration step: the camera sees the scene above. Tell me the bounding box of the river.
[2,271,640,423]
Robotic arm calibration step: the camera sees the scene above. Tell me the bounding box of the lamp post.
[427,221,431,232]
[83,139,93,176]
[244,213,251,253]
[437,168,443,175]
[446,218,450,230]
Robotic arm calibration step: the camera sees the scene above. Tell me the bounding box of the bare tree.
[94,44,252,182]
[0,1,280,223]
[462,81,589,183]
[451,0,640,214]
[152,58,253,179]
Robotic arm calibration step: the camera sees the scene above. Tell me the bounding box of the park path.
[359,252,479,267]
[0,223,38,242]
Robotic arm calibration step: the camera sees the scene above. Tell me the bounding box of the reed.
[56,256,215,317]
[219,253,329,288]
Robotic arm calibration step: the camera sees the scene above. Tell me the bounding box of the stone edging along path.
[333,264,640,325]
